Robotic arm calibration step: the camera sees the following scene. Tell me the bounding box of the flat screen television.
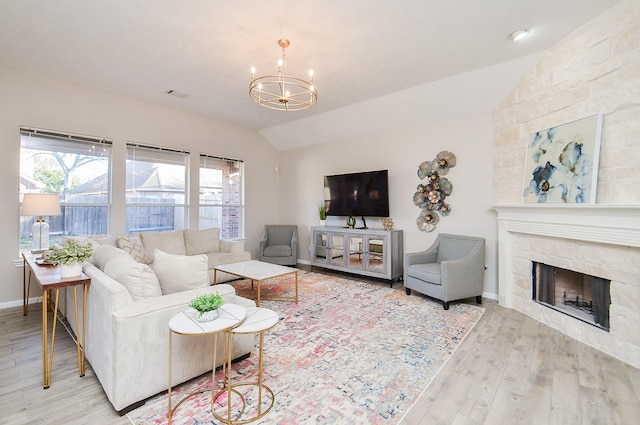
[324,169,390,218]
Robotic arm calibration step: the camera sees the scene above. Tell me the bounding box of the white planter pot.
[60,262,83,278]
[196,309,218,322]
[319,220,326,226]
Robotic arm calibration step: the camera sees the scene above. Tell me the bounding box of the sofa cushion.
[103,255,162,300]
[117,235,152,264]
[153,249,209,294]
[407,263,442,285]
[263,245,292,257]
[220,239,245,253]
[93,244,131,271]
[140,230,187,262]
[184,228,220,255]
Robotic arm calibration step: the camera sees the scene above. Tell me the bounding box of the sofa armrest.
[220,239,245,253]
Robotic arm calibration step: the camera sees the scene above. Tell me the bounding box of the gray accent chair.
[404,233,485,310]
[258,225,298,266]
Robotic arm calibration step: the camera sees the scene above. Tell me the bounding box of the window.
[19,127,112,251]
[199,155,244,238]
[126,144,188,233]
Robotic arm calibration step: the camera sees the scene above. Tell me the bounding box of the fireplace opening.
[532,262,610,331]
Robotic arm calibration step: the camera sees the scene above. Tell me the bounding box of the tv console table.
[310,226,403,283]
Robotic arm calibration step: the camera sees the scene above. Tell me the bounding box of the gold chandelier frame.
[249,39,317,111]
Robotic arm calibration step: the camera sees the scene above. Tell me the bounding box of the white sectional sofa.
[63,228,254,413]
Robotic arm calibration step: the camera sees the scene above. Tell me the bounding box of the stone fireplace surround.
[495,205,640,369]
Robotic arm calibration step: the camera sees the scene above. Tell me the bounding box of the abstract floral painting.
[522,114,603,203]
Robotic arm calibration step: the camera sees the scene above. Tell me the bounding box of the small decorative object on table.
[189,292,225,322]
[346,216,356,229]
[383,218,394,230]
[46,239,93,278]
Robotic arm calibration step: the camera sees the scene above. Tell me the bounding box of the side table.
[22,252,91,389]
[167,303,247,424]
[214,307,279,424]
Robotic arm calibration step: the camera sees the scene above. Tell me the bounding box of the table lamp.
[21,193,61,252]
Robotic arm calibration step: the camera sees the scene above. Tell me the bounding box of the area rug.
[127,272,484,425]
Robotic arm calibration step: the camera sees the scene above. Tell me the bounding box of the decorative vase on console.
[46,239,93,278]
[318,202,327,226]
[60,262,83,278]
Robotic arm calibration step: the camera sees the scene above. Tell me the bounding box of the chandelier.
[249,39,317,111]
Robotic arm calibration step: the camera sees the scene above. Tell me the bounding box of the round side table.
[167,303,247,425]
[212,307,279,424]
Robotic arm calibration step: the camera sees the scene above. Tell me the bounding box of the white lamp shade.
[21,194,61,252]
[21,194,61,217]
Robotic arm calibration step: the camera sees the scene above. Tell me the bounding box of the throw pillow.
[139,230,186,263]
[117,235,152,264]
[93,244,130,271]
[103,255,162,301]
[184,228,220,255]
[153,249,209,294]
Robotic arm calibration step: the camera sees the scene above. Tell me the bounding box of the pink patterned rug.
[127,271,484,424]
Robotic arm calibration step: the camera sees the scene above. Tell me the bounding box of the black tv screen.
[324,170,390,217]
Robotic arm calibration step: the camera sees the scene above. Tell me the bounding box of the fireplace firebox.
[532,262,610,331]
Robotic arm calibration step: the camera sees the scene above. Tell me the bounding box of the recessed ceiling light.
[509,30,530,41]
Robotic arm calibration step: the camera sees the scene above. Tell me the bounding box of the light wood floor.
[1,275,638,424]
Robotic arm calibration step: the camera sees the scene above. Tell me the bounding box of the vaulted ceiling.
[0,1,619,148]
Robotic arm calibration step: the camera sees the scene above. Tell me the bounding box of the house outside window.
[126,144,189,233]
[199,155,244,239]
[19,127,112,252]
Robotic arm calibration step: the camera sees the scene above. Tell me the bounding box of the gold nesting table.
[216,306,279,424]
[167,304,279,424]
[167,303,246,424]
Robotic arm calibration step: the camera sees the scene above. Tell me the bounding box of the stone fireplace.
[532,262,610,331]
[495,205,640,369]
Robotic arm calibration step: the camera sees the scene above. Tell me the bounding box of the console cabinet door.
[313,230,329,263]
[329,233,346,267]
[347,234,364,271]
[364,235,387,275]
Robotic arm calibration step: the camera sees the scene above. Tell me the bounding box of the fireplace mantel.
[493,204,640,308]
[494,204,640,248]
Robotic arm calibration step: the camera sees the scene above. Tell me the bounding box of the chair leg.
[405,288,411,295]
[476,295,482,304]
[443,301,450,310]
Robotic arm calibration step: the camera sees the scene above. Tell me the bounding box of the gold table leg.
[42,288,60,389]
[294,271,299,303]
[73,285,88,377]
[23,261,32,316]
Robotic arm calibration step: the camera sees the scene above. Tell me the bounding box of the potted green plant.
[189,292,225,322]
[318,202,327,225]
[46,239,93,278]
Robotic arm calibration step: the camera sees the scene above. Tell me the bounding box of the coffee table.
[213,260,298,307]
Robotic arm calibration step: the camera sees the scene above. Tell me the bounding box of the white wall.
[0,65,280,306]
[277,55,544,299]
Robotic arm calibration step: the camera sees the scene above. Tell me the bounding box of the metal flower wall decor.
[413,151,456,232]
